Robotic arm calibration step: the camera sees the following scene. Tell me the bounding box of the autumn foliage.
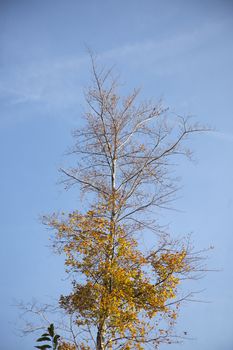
[46,208,191,349]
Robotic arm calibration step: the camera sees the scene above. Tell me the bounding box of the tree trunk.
[96,324,105,350]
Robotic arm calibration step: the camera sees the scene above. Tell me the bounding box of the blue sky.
[0,1,233,349]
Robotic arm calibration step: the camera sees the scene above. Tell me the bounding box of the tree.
[42,57,207,350]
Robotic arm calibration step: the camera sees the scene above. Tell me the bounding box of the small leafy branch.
[35,323,60,350]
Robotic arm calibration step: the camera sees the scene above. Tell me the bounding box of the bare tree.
[62,56,206,227]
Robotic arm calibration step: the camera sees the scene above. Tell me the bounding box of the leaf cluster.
[35,324,60,350]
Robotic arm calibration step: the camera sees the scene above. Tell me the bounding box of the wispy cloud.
[0,56,87,109]
[0,86,41,104]
[0,16,229,110]
[99,17,229,72]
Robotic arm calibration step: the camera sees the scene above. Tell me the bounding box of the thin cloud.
[0,17,229,109]
[99,17,229,73]
[0,56,86,107]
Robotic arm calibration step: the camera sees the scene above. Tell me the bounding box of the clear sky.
[0,1,233,349]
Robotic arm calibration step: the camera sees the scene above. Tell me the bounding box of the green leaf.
[36,337,51,342]
[48,324,54,337]
[41,333,50,337]
[53,334,60,346]
[35,345,52,349]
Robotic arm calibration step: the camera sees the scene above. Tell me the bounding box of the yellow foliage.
[58,341,76,350]
[46,208,191,349]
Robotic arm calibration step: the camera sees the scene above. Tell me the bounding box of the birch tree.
[44,57,207,350]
